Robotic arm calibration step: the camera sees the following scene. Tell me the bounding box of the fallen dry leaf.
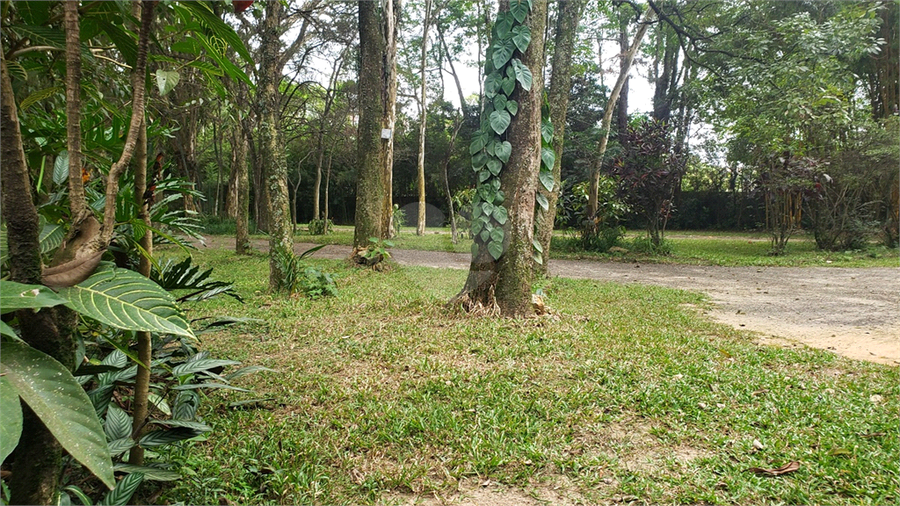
[745,461,801,476]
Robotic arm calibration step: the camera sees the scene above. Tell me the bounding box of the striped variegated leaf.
[57,263,194,338]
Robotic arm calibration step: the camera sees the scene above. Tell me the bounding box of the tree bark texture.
[64,0,87,223]
[587,7,655,219]
[380,0,400,239]
[416,0,432,236]
[455,0,547,317]
[259,0,294,289]
[354,0,388,247]
[535,0,586,276]
[2,53,72,506]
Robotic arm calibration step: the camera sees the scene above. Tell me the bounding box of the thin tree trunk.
[324,146,334,228]
[235,122,251,254]
[128,121,152,466]
[615,19,630,145]
[442,119,462,244]
[535,0,586,276]
[587,7,655,219]
[65,0,86,224]
[380,0,400,239]
[416,0,433,236]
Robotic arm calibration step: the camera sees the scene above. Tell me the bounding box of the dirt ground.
[196,237,899,366]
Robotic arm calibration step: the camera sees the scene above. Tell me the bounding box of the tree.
[535,0,587,276]
[354,0,400,252]
[586,5,655,220]
[453,0,547,316]
[415,0,433,236]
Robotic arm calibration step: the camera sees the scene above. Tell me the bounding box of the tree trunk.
[259,0,293,289]
[354,0,389,248]
[380,0,400,239]
[3,44,74,506]
[587,7,655,219]
[235,121,251,254]
[416,0,433,236]
[535,0,586,276]
[454,0,547,316]
[128,121,152,466]
[615,18,630,146]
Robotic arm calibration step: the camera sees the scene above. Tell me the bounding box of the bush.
[308,218,332,235]
[630,235,673,256]
[272,245,337,297]
[581,224,625,252]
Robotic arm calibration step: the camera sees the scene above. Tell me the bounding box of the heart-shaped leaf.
[511,24,531,53]
[478,169,491,183]
[487,158,502,176]
[488,240,504,260]
[482,202,495,217]
[501,77,516,96]
[536,192,549,211]
[495,141,512,163]
[491,39,515,70]
[506,100,519,116]
[539,169,555,192]
[490,227,505,243]
[489,110,511,135]
[492,206,509,225]
[541,146,556,170]
[495,12,514,40]
[493,94,508,112]
[469,135,486,155]
[541,119,554,143]
[472,151,489,169]
[484,72,501,98]
[510,0,530,23]
[511,59,533,91]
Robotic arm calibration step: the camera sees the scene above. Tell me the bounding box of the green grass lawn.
[156,248,898,505]
[248,225,899,267]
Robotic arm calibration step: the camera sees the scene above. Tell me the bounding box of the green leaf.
[539,169,555,192]
[511,25,531,53]
[501,77,516,96]
[536,192,549,211]
[0,320,19,341]
[107,437,136,458]
[1,341,115,489]
[532,238,544,253]
[541,119,554,144]
[101,472,143,506]
[0,281,67,314]
[482,202,495,218]
[484,72,501,98]
[98,21,137,67]
[469,135,486,155]
[510,0,530,23]
[53,150,69,186]
[490,227,505,243]
[541,147,556,170]
[19,86,60,111]
[40,222,65,255]
[492,206,509,225]
[511,59,533,91]
[104,405,131,441]
[0,376,22,463]
[155,70,180,97]
[490,110,511,135]
[170,39,201,55]
[487,158,502,176]
[113,463,180,482]
[57,263,195,338]
[171,359,240,377]
[480,229,491,242]
[495,12,514,40]
[506,100,519,116]
[495,141,512,163]
[178,1,253,63]
[488,240,504,260]
[148,419,212,432]
[139,427,203,447]
[478,169,491,183]
[492,39,516,70]
[493,94,508,113]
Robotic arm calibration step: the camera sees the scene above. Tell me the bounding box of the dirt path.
[196,237,899,366]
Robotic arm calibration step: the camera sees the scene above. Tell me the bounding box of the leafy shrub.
[391,204,406,236]
[307,218,332,236]
[272,245,337,297]
[630,236,673,256]
[575,179,629,252]
[581,224,625,253]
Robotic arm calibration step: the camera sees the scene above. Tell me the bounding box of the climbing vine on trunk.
[468,0,554,263]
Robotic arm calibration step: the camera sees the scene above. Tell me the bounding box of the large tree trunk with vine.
[535,0,586,276]
[2,48,75,506]
[259,0,294,289]
[353,0,389,248]
[453,0,547,317]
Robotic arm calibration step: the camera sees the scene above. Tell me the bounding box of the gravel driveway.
[198,237,899,365]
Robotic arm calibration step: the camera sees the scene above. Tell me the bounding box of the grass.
[226,225,900,268]
[155,247,899,505]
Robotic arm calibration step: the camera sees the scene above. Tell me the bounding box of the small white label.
[381,128,392,139]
